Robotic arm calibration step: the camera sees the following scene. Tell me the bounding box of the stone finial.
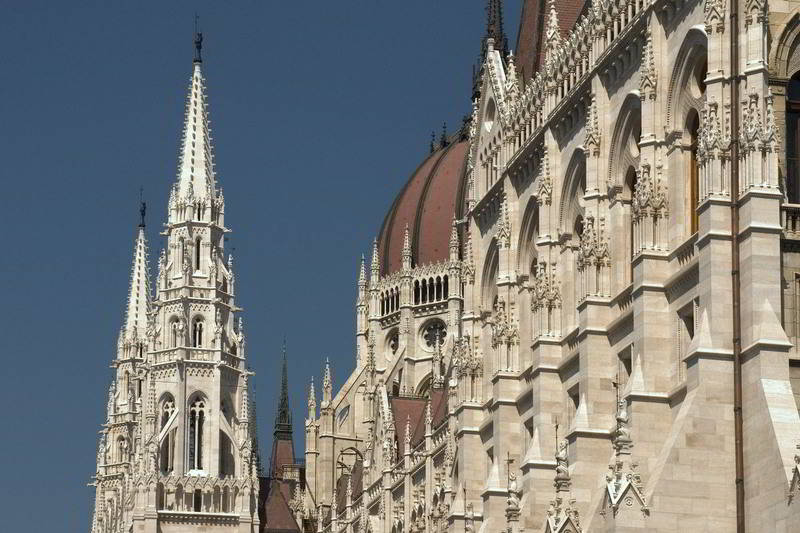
[404,415,412,449]
[402,224,412,270]
[506,51,520,103]
[370,237,380,284]
[449,217,460,261]
[640,30,657,98]
[357,253,367,286]
[322,358,333,404]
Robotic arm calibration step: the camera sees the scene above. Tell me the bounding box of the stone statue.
[507,471,520,510]
[97,434,106,466]
[555,439,570,485]
[107,383,116,416]
[614,399,632,451]
[465,502,475,532]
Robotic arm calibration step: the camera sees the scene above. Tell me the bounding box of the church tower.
[90,32,261,533]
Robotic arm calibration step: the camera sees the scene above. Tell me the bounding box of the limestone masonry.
[91,0,800,531]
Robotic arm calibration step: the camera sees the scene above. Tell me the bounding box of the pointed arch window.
[188,397,206,471]
[117,436,128,463]
[192,318,204,348]
[170,319,179,348]
[688,110,700,235]
[160,396,176,474]
[195,238,202,271]
[180,238,186,270]
[787,73,800,203]
[625,166,638,281]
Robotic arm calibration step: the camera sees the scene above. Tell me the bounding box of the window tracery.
[188,396,206,471]
[422,320,446,349]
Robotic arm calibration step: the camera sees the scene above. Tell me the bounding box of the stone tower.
[90,33,261,533]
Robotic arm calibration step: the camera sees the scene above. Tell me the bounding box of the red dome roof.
[377,140,469,276]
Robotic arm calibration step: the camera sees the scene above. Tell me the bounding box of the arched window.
[421,279,428,303]
[443,275,449,299]
[687,110,700,234]
[161,396,175,429]
[160,396,176,474]
[380,293,385,315]
[435,277,442,301]
[180,238,186,270]
[625,166,638,281]
[388,331,399,354]
[219,431,235,478]
[574,215,585,239]
[192,318,204,348]
[188,397,206,471]
[170,319,179,348]
[195,238,201,271]
[787,72,800,203]
[394,288,399,310]
[414,281,420,305]
[117,436,127,463]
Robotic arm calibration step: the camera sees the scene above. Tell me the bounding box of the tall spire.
[274,339,292,438]
[174,33,217,205]
[121,216,151,348]
[482,0,509,61]
[270,340,295,478]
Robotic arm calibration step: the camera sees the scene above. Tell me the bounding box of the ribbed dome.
[376,140,469,276]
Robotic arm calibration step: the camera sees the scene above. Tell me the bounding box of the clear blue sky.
[0,1,521,529]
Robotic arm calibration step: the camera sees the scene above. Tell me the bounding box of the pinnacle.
[359,254,367,284]
[450,217,459,248]
[308,377,316,409]
[545,0,561,44]
[122,226,151,345]
[174,58,218,204]
[274,341,292,436]
[370,237,380,279]
[323,358,332,387]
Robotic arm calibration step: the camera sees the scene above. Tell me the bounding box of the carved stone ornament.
[640,30,657,98]
[531,261,562,311]
[632,161,668,221]
[537,148,553,206]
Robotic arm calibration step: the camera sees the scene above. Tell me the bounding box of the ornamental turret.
[117,203,151,361]
[90,33,260,533]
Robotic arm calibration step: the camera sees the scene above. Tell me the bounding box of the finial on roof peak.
[193,15,203,63]
[138,187,146,228]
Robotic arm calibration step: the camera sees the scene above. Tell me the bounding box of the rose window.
[423,321,447,349]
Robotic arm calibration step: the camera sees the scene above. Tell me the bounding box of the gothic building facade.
[301,0,800,532]
[89,37,263,533]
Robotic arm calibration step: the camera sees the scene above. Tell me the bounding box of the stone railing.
[155,474,256,515]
